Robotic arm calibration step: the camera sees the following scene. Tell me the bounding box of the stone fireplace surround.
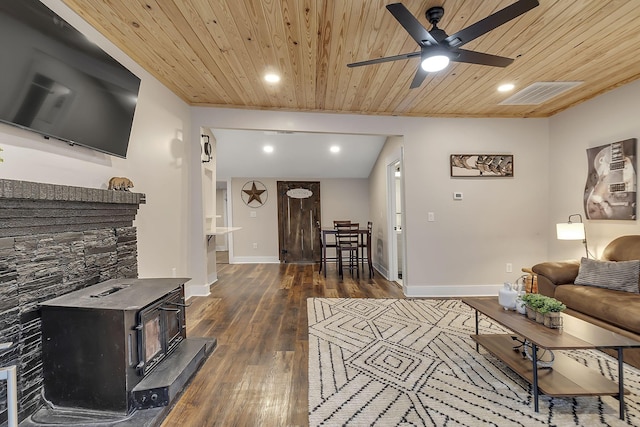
[0,179,145,424]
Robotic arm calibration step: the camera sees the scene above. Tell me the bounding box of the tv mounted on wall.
[0,0,141,158]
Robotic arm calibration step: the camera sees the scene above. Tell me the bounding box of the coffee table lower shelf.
[471,334,627,397]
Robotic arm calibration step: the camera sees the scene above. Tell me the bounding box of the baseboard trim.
[207,271,218,284]
[373,262,389,280]
[231,256,280,264]
[404,284,502,298]
[185,280,214,299]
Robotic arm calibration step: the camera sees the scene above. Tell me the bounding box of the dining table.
[319,227,373,277]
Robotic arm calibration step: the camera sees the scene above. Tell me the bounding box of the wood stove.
[38,278,200,416]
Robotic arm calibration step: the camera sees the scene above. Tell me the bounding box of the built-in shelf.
[206,227,242,236]
[206,227,241,245]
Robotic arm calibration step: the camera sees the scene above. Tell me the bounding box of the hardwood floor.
[161,262,404,427]
[215,250,229,264]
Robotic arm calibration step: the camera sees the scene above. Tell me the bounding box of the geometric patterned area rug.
[308,298,640,426]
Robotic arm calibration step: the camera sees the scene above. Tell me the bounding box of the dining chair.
[335,222,359,279]
[328,220,351,272]
[359,221,374,277]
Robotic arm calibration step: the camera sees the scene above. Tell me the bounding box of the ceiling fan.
[347,0,539,89]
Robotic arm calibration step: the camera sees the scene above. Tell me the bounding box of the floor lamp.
[556,213,590,258]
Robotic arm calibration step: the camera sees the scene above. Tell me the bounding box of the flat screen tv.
[0,0,141,158]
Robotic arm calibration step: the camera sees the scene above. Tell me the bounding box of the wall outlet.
[427,212,435,222]
[506,263,513,273]
[252,243,258,249]
[250,211,257,218]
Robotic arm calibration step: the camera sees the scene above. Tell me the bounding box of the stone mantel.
[0,179,145,205]
[0,179,146,238]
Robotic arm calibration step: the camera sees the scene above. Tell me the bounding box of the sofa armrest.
[531,260,580,297]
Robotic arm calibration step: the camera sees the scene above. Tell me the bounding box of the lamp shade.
[556,222,585,240]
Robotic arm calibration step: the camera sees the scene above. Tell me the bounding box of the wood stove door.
[137,307,164,376]
[136,289,186,376]
[161,291,186,352]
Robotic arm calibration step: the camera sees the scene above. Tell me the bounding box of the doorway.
[388,158,405,285]
[277,181,321,263]
[215,181,229,264]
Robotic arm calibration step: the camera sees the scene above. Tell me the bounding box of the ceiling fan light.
[421,55,449,72]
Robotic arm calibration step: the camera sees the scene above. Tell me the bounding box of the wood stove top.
[39,278,189,310]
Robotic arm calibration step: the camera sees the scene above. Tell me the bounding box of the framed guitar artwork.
[583,138,637,220]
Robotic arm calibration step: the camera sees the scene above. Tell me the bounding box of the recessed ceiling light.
[330,146,340,153]
[264,73,281,83]
[263,145,274,153]
[498,83,515,92]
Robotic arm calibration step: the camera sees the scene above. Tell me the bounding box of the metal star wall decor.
[241,180,268,207]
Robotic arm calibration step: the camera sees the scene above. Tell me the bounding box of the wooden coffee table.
[462,297,640,419]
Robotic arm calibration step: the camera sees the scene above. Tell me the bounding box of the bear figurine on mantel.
[108,177,134,191]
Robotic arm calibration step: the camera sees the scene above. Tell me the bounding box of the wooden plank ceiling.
[61,0,640,118]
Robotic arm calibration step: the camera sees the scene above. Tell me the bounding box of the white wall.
[318,179,370,228]
[548,80,640,259]
[230,177,280,262]
[0,1,196,291]
[401,117,549,296]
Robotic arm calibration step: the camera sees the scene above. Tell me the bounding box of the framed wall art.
[583,138,637,220]
[241,180,268,207]
[450,154,514,177]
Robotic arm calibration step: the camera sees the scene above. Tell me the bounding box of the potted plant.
[542,298,566,328]
[534,298,547,323]
[520,293,544,320]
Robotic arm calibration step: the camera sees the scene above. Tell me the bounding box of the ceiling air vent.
[499,82,583,105]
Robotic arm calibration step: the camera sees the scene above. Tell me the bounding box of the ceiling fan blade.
[347,51,421,68]
[410,67,428,89]
[386,3,438,46]
[444,0,539,48]
[453,49,514,67]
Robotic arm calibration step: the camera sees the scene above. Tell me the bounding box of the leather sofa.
[531,235,640,368]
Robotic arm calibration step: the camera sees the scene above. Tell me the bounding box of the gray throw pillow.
[574,257,640,293]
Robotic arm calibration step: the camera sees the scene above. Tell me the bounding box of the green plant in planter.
[542,297,566,313]
[541,296,566,328]
[518,293,536,306]
[522,293,547,311]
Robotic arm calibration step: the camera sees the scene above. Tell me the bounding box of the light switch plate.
[453,192,463,200]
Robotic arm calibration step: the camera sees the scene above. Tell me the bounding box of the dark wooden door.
[277,181,321,263]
